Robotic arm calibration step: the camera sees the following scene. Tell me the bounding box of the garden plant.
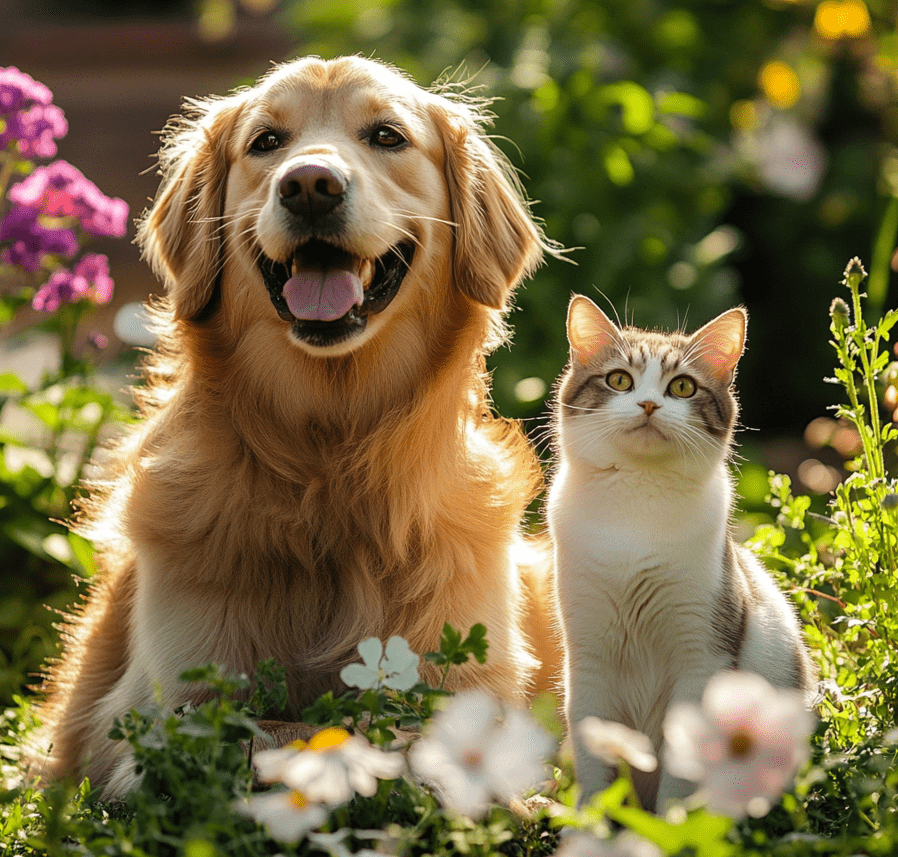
[2,7,898,852]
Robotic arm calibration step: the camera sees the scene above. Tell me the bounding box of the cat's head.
[556,295,746,473]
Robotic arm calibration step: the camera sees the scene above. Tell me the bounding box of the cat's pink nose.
[639,401,661,415]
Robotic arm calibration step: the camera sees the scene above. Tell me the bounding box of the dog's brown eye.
[369,125,406,149]
[250,131,282,153]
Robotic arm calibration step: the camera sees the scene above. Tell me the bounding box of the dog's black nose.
[278,162,347,219]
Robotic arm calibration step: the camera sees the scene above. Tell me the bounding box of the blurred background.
[1,0,896,703]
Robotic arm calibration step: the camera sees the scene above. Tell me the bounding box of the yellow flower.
[814,0,872,40]
[758,61,800,109]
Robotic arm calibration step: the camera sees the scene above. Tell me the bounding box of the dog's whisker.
[387,209,459,229]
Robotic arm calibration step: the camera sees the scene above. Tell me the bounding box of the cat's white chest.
[547,457,729,582]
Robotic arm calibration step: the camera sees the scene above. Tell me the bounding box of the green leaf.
[611,806,735,855]
[602,81,655,135]
[461,623,489,665]
[657,91,707,118]
[0,372,28,396]
[23,401,62,431]
[67,531,96,577]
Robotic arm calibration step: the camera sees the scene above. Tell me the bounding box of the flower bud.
[842,256,867,290]
[829,297,850,332]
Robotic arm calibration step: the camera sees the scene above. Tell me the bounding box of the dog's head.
[138,56,551,357]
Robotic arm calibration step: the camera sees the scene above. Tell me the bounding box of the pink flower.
[7,103,67,158]
[663,671,815,818]
[0,66,52,112]
[74,253,115,304]
[10,161,128,238]
[31,254,115,312]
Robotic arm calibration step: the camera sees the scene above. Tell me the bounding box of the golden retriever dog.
[30,56,561,795]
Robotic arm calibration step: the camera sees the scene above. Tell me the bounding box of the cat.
[546,294,816,812]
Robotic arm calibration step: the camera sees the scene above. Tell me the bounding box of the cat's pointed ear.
[690,307,746,381]
[567,295,621,364]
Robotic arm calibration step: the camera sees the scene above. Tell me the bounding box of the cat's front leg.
[655,669,724,812]
[564,650,617,806]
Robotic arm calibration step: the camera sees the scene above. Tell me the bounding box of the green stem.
[845,267,886,483]
[70,403,110,496]
[834,326,872,471]
[846,264,898,574]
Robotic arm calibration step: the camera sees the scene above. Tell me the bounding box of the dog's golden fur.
[32,56,561,795]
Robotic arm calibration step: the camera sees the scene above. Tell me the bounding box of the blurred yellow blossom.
[814,0,872,40]
[759,61,801,108]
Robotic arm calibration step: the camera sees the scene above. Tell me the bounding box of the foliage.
[0,67,133,706]
[0,626,561,857]
[749,258,898,745]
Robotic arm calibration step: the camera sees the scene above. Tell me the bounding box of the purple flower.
[0,67,65,158]
[32,267,87,311]
[31,253,115,312]
[3,103,68,158]
[0,66,52,113]
[9,161,128,239]
[0,205,78,272]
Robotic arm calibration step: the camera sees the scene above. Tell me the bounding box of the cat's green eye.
[606,371,633,392]
[668,375,697,398]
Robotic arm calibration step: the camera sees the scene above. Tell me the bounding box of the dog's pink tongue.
[283,270,364,322]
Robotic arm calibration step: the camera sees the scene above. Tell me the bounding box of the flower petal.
[357,637,384,669]
[579,717,657,773]
[340,662,377,689]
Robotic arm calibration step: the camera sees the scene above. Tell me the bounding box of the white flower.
[663,670,815,818]
[234,789,328,842]
[340,636,420,692]
[736,113,826,202]
[408,689,555,818]
[554,831,663,857]
[578,717,658,773]
[252,726,406,807]
[252,741,306,784]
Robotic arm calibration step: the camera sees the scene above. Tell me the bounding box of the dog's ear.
[430,100,547,310]
[137,96,244,322]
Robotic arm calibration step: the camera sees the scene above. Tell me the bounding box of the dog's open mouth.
[258,239,415,347]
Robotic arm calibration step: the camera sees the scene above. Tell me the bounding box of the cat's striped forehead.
[587,326,712,378]
[615,328,691,373]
